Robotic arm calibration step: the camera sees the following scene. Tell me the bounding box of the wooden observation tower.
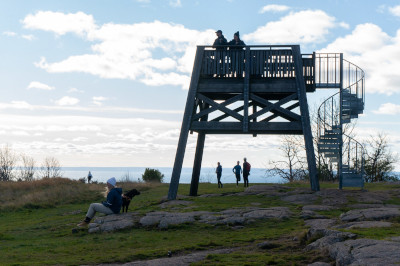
[167,45,365,200]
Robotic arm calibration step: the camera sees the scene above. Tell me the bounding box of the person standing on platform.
[232,161,242,187]
[216,162,223,188]
[227,31,246,49]
[213,30,227,50]
[243,158,251,187]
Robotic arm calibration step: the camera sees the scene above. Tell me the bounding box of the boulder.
[88,213,138,233]
[304,219,337,230]
[302,205,335,211]
[242,207,291,220]
[340,207,400,222]
[333,221,392,229]
[329,238,400,266]
[301,210,327,220]
[306,229,356,251]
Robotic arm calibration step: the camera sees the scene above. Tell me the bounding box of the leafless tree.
[40,157,62,179]
[19,154,36,181]
[364,132,399,183]
[267,135,308,182]
[0,144,17,181]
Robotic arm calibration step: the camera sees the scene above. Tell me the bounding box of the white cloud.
[92,96,107,106]
[169,0,182,8]
[389,5,400,17]
[320,23,400,95]
[373,103,400,115]
[3,31,17,36]
[68,87,84,93]
[22,34,35,40]
[22,11,97,36]
[259,4,290,13]
[27,81,54,90]
[24,11,215,89]
[54,96,80,106]
[244,10,336,44]
[339,22,350,29]
[0,101,182,114]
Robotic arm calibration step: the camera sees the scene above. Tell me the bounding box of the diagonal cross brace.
[193,94,244,121]
[249,93,301,121]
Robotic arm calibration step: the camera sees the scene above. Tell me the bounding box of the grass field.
[0,179,399,265]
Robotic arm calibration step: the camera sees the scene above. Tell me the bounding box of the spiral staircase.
[316,54,365,188]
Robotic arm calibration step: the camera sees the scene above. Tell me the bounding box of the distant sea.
[61,167,285,184]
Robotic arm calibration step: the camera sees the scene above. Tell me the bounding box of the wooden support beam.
[211,102,254,122]
[243,47,250,132]
[292,45,320,191]
[196,94,243,121]
[249,93,301,122]
[191,121,303,133]
[261,102,300,122]
[168,47,205,200]
[192,94,243,121]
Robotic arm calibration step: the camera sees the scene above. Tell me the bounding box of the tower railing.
[199,45,315,88]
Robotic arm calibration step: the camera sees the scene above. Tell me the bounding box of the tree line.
[0,144,62,181]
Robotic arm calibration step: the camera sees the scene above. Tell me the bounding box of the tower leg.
[190,132,206,196]
[167,47,205,200]
[292,45,320,191]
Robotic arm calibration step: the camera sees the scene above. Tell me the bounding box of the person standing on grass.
[216,162,223,188]
[87,171,92,183]
[77,177,122,227]
[243,158,251,187]
[232,161,242,187]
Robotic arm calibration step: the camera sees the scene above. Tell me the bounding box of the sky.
[1,0,400,171]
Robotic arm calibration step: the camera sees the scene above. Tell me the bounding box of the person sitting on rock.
[77,177,122,227]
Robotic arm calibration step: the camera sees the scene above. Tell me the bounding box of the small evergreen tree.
[142,168,164,183]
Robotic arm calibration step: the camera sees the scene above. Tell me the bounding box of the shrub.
[142,168,164,183]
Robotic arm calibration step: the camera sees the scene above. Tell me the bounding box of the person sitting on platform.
[228,31,246,49]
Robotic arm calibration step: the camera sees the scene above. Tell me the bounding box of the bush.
[142,168,164,183]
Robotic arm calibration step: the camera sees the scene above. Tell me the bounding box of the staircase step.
[318,144,340,149]
[319,139,340,144]
[324,153,340,158]
[325,128,341,134]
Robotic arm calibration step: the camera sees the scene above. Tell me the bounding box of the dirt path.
[97,248,235,266]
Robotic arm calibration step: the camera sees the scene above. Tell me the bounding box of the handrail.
[317,54,365,180]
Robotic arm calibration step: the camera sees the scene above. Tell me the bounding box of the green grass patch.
[1,179,400,265]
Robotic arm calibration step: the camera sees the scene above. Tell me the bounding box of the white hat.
[107,177,116,187]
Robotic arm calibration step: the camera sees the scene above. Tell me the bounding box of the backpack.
[245,162,251,172]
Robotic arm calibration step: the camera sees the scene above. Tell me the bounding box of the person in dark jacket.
[243,157,250,187]
[77,177,122,227]
[213,30,227,50]
[216,162,223,188]
[232,161,242,187]
[228,31,246,49]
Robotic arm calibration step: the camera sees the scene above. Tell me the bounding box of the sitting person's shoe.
[77,221,89,227]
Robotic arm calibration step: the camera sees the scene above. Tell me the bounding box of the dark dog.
[122,189,140,213]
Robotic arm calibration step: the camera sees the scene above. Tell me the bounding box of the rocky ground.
[87,185,400,265]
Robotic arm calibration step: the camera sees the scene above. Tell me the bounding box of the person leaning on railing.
[228,31,245,49]
[212,29,227,50]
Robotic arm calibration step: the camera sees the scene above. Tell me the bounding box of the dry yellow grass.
[0,178,163,210]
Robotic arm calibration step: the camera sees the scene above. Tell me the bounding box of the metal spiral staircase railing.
[317,54,365,188]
